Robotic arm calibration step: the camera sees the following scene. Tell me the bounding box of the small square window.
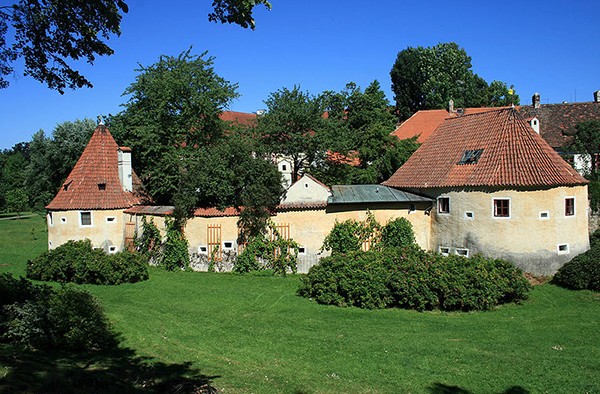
[80,212,92,226]
[98,183,106,191]
[298,246,307,255]
[565,198,575,216]
[198,245,208,255]
[60,217,67,224]
[438,197,450,214]
[439,247,450,256]
[106,217,116,223]
[223,241,234,250]
[465,211,474,219]
[282,165,287,171]
[539,211,549,219]
[455,248,469,257]
[108,246,118,254]
[558,244,570,254]
[494,199,510,218]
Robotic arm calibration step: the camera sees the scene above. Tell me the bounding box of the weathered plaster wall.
[47,209,128,252]
[427,185,589,275]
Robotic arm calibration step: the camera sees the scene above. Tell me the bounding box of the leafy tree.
[25,119,95,210]
[569,120,600,178]
[0,147,28,211]
[112,49,239,204]
[390,42,519,120]
[315,81,419,185]
[257,85,325,183]
[5,187,28,215]
[0,1,270,92]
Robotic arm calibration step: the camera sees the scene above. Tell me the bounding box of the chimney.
[448,99,454,113]
[532,92,541,109]
[118,147,133,192]
[594,91,600,103]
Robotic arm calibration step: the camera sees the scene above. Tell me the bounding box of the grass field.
[1,215,600,393]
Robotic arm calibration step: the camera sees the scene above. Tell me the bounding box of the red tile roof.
[391,107,503,143]
[46,125,145,211]
[383,108,588,189]
[219,111,258,127]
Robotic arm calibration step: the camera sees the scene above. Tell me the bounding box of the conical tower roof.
[46,124,144,210]
[383,108,588,189]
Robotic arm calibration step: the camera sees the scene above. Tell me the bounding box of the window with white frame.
[106,216,116,223]
[439,246,450,256]
[198,245,208,255]
[464,211,474,219]
[438,197,450,214]
[539,211,549,219]
[557,244,570,254]
[565,197,575,217]
[60,217,67,224]
[223,241,235,251]
[80,212,92,226]
[493,198,510,218]
[108,246,118,254]
[298,246,307,255]
[455,248,469,257]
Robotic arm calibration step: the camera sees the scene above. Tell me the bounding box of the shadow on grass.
[428,383,529,394]
[0,344,219,394]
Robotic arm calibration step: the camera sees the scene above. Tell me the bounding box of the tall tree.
[390,42,519,120]
[257,86,325,183]
[569,120,600,178]
[315,81,419,185]
[112,49,238,204]
[0,0,270,92]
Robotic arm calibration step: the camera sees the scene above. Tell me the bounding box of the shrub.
[299,248,530,312]
[234,222,299,276]
[27,239,149,285]
[552,229,600,291]
[321,213,380,255]
[161,217,190,271]
[380,217,416,249]
[0,273,117,351]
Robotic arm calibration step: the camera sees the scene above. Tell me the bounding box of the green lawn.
[1,215,600,393]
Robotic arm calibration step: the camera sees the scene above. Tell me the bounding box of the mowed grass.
[1,215,600,393]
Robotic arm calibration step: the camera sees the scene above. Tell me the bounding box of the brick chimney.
[118,147,133,192]
[532,92,541,109]
[449,99,454,113]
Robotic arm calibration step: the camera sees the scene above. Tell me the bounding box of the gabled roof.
[517,102,600,148]
[46,125,145,211]
[328,185,432,204]
[383,108,587,189]
[391,107,503,143]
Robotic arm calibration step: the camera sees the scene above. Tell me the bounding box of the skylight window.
[458,149,484,165]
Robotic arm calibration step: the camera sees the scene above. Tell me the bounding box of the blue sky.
[1,0,599,149]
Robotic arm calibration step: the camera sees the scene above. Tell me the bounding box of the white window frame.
[47,212,54,226]
[222,241,235,251]
[464,211,474,220]
[557,243,570,255]
[108,245,118,254]
[439,246,450,256]
[564,196,575,217]
[79,211,93,227]
[492,197,511,219]
[198,245,208,255]
[60,217,67,224]
[106,216,117,223]
[437,196,450,214]
[539,211,550,220]
[298,246,307,255]
[455,248,469,257]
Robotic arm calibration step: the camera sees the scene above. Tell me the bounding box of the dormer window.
[98,183,106,191]
[63,181,72,191]
[458,149,483,165]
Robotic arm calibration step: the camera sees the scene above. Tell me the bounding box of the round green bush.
[299,248,530,312]
[27,239,149,285]
[552,230,600,291]
[380,217,416,249]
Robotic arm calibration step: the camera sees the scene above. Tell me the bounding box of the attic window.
[98,183,106,191]
[63,181,72,191]
[458,149,484,165]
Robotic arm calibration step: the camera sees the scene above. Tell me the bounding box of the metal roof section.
[328,185,432,204]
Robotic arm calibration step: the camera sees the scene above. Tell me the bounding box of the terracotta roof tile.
[391,107,503,143]
[219,111,258,127]
[383,108,588,189]
[46,125,145,210]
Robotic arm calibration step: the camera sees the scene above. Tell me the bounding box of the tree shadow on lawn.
[0,344,219,394]
[428,382,530,394]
